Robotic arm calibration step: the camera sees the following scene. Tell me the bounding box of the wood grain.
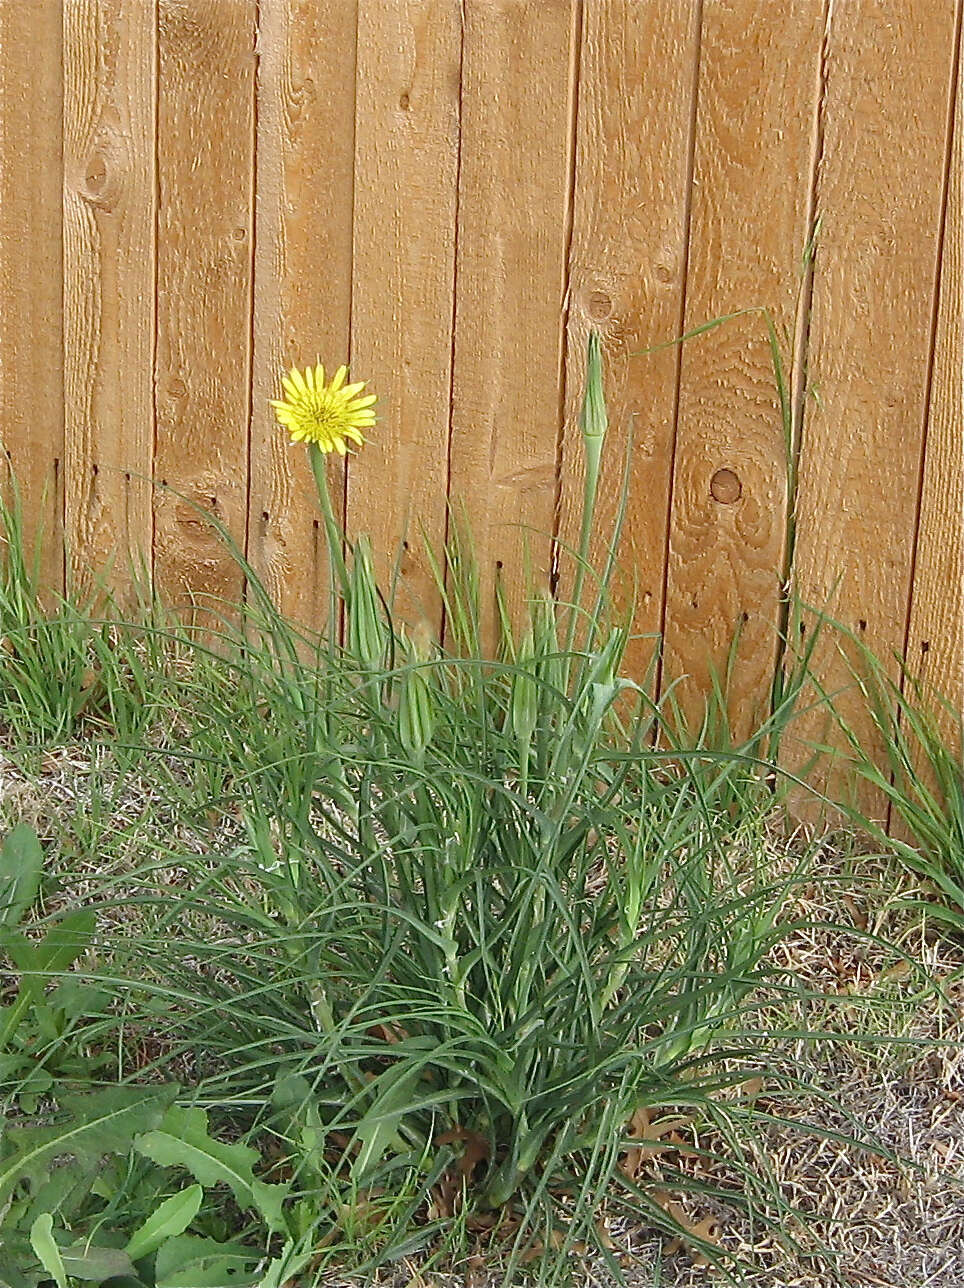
[347,0,461,639]
[660,0,826,739]
[557,0,701,685]
[0,0,64,597]
[63,0,155,604]
[248,0,357,631]
[789,0,959,819]
[153,0,257,613]
[448,0,579,653]
[904,34,963,744]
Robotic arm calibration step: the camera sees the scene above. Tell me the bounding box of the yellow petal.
[289,366,309,398]
[350,393,377,409]
[330,365,348,393]
[314,362,325,391]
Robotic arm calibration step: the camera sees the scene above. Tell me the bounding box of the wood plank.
[790,0,959,819]
[904,37,963,743]
[346,0,461,639]
[448,0,579,654]
[0,0,63,597]
[63,0,156,605]
[248,0,357,631]
[153,0,257,614]
[557,0,701,683]
[660,0,826,739]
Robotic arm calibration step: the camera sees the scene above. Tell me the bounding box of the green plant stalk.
[566,331,607,662]
[308,441,350,613]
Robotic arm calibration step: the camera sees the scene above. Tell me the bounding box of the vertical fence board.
[790,1,959,818]
[347,0,461,638]
[661,0,826,738]
[153,0,257,611]
[448,0,579,653]
[248,0,357,630]
[63,0,155,602]
[0,0,63,596]
[558,0,700,683]
[904,35,963,739]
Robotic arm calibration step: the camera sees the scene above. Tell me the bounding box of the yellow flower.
[270,363,376,455]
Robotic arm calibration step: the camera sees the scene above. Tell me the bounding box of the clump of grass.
[0,334,936,1286]
[47,338,867,1285]
[819,627,964,935]
[0,479,181,750]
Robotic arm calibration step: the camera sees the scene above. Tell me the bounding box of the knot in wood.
[710,468,741,504]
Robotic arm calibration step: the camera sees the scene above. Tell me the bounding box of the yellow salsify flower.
[270,363,376,455]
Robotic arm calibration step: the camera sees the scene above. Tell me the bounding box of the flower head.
[271,363,376,455]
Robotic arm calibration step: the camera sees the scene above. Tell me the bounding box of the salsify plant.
[82,334,844,1284]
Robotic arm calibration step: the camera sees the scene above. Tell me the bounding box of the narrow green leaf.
[29,1215,66,1288]
[125,1184,204,1262]
[0,825,43,930]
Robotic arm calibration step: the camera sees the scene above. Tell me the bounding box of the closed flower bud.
[397,629,435,761]
[510,630,539,747]
[347,534,386,673]
[579,331,608,443]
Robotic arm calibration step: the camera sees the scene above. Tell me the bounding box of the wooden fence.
[0,0,961,771]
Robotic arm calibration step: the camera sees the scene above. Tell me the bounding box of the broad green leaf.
[59,1246,135,1283]
[0,1085,178,1202]
[0,1241,43,1288]
[125,1185,203,1262]
[135,1106,287,1231]
[29,1214,66,1288]
[154,1236,259,1288]
[0,826,43,930]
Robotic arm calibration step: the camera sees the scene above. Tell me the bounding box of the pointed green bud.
[347,533,386,673]
[397,627,435,762]
[579,330,608,442]
[510,630,539,748]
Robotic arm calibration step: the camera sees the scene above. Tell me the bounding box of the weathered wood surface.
[63,0,155,603]
[152,0,257,613]
[0,1,960,798]
[0,0,64,597]
[789,0,960,817]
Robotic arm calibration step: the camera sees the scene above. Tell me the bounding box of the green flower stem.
[308,442,350,606]
[566,332,607,662]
